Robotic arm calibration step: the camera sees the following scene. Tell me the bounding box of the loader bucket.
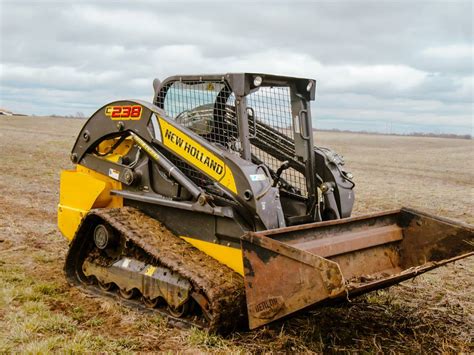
[241,207,474,329]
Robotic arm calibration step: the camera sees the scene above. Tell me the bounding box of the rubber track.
[78,207,247,332]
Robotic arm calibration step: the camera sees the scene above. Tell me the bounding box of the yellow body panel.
[58,165,122,240]
[96,137,133,163]
[58,149,244,276]
[158,117,237,194]
[181,237,244,276]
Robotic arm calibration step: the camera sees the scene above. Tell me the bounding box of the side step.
[241,207,474,329]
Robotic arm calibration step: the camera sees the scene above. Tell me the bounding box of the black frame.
[154,73,318,205]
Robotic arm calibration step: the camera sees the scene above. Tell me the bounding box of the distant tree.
[76,112,85,118]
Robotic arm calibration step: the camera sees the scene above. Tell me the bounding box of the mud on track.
[0,115,472,352]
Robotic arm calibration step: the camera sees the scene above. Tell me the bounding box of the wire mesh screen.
[157,80,239,150]
[247,87,294,139]
[157,80,307,197]
[248,86,307,196]
[156,80,239,190]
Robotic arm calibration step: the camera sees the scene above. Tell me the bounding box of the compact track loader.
[58,73,473,332]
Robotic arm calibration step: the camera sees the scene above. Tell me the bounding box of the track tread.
[67,207,247,332]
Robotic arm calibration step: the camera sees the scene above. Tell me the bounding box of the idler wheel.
[93,224,116,250]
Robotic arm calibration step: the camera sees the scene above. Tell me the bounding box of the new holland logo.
[158,117,237,194]
[164,129,224,175]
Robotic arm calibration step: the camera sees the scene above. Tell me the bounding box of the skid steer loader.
[58,73,473,332]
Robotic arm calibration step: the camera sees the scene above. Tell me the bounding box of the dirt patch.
[0,115,472,352]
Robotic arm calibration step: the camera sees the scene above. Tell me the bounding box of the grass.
[2,255,470,353]
[0,260,143,353]
[188,327,235,350]
[0,115,472,352]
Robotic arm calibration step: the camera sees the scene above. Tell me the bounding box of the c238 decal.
[105,105,142,120]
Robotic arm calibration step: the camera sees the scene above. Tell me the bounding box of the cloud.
[422,44,473,60]
[0,0,472,135]
[0,64,122,90]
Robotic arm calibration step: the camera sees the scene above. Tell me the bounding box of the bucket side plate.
[242,208,473,329]
[241,234,345,329]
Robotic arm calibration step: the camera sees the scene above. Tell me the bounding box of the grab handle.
[298,109,310,140]
[247,107,257,139]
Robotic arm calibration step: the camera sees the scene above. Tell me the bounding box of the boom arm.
[70,100,286,232]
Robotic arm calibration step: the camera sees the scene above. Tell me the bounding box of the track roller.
[119,288,138,300]
[143,297,160,308]
[98,280,114,291]
[168,302,191,318]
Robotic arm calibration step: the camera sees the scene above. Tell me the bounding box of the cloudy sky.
[1,0,472,134]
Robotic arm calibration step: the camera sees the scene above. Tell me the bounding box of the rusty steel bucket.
[241,207,474,329]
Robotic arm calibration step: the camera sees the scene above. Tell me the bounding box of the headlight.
[253,76,263,87]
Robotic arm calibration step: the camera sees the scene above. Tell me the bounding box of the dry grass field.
[0,115,472,352]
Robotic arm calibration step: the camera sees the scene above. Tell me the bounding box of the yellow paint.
[57,165,122,240]
[145,266,157,276]
[130,133,160,162]
[159,117,237,194]
[95,137,133,163]
[181,237,244,276]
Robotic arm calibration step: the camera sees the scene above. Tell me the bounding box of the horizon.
[4,110,471,138]
[1,1,472,136]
